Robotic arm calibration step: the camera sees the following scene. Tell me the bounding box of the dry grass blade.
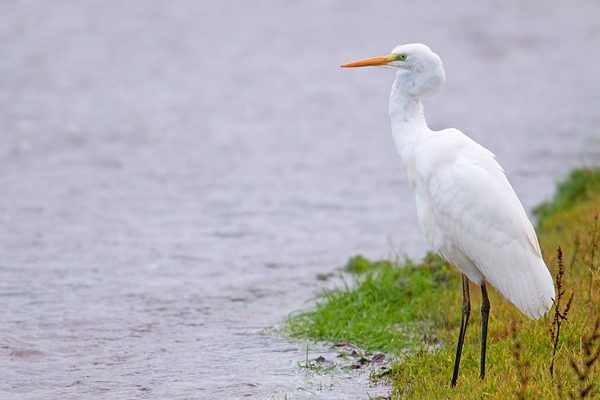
[549,246,575,378]
[589,213,599,294]
[511,321,530,400]
[568,318,600,398]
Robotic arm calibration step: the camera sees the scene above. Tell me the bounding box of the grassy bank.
[286,167,600,399]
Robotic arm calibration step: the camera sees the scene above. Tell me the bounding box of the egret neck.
[389,72,429,165]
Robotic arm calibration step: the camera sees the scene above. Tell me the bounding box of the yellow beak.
[341,55,396,68]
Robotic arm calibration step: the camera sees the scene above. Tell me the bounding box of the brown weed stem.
[549,246,574,378]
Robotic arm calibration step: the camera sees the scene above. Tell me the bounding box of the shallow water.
[1,1,599,399]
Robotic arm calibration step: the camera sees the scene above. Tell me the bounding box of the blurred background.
[1,1,599,398]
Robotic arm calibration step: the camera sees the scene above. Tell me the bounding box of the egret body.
[342,44,555,386]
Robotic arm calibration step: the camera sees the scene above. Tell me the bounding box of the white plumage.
[403,127,554,319]
[342,43,555,385]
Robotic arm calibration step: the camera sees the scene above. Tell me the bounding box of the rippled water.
[1,1,599,399]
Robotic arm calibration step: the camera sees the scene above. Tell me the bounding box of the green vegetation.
[534,166,600,230]
[286,167,600,399]
[288,254,455,354]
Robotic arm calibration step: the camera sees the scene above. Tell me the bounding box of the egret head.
[342,43,446,98]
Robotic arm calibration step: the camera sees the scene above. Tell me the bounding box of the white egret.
[342,44,555,386]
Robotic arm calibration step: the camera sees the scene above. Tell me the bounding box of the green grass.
[285,167,600,399]
[534,166,600,230]
[287,254,456,354]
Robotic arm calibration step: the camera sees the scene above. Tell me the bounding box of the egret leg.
[480,282,490,380]
[451,274,471,387]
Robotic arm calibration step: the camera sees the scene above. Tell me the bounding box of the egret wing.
[414,130,554,319]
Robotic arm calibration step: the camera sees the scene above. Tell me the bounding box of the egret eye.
[396,54,407,61]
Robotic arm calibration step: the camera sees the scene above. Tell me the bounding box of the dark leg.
[451,274,471,387]
[480,282,490,380]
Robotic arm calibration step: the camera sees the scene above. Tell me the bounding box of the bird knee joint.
[481,302,490,314]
